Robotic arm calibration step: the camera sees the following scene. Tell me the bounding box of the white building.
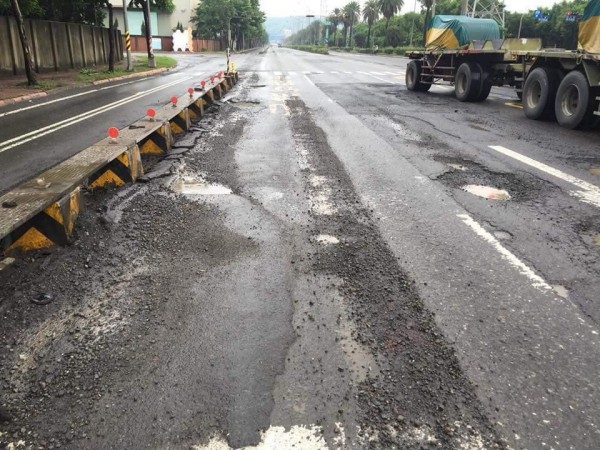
[105,0,200,37]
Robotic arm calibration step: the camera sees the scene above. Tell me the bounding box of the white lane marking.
[370,75,398,84]
[303,75,316,87]
[370,71,385,75]
[274,71,283,76]
[302,70,311,74]
[343,71,352,74]
[288,71,296,75]
[358,71,371,75]
[0,76,192,153]
[489,145,600,208]
[0,79,147,118]
[457,214,552,291]
[330,71,339,74]
[0,91,96,118]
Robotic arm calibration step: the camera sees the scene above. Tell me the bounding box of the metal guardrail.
[0,72,239,254]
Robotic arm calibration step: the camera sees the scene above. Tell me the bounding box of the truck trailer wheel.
[523,67,561,120]
[477,70,493,102]
[555,71,594,129]
[455,62,482,102]
[406,61,431,92]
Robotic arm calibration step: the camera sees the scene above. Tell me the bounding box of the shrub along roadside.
[329,46,422,55]
[285,45,329,55]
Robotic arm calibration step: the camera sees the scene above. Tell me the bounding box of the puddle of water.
[590,167,600,176]
[314,234,340,245]
[493,230,512,241]
[552,285,569,299]
[448,163,468,172]
[462,185,511,201]
[173,176,232,196]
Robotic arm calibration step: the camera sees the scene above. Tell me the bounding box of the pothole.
[462,185,511,201]
[551,285,569,299]
[448,163,468,171]
[493,230,512,240]
[229,100,260,108]
[314,234,340,245]
[172,176,232,195]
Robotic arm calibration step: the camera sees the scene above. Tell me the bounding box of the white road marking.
[358,71,371,75]
[330,71,339,74]
[302,70,311,74]
[343,71,352,74]
[489,145,600,208]
[0,79,148,118]
[274,71,283,76]
[303,75,316,87]
[457,213,552,291]
[370,71,385,75]
[0,76,193,153]
[370,75,398,84]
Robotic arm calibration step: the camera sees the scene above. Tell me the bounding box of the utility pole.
[432,0,437,17]
[461,0,469,15]
[122,0,133,71]
[145,0,156,67]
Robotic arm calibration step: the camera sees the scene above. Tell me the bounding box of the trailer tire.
[555,71,595,129]
[455,62,482,102]
[477,70,493,102]
[406,60,431,92]
[523,67,561,120]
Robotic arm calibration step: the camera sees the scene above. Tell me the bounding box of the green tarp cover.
[426,15,501,49]
[582,0,600,19]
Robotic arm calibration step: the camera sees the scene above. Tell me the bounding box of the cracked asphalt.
[1,47,599,449]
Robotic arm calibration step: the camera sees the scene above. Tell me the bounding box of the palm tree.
[363,0,380,49]
[329,8,342,46]
[343,1,361,48]
[378,0,404,46]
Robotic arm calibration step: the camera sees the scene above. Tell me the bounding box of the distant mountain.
[265,16,313,43]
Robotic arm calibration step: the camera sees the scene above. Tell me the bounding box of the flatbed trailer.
[406,40,600,129]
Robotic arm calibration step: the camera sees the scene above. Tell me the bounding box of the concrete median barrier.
[0,70,239,254]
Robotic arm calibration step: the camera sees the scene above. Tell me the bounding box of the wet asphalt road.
[0,52,256,194]
[0,47,599,449]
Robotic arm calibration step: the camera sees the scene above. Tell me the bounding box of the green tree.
[328,8,343,46]
[129,1,175,66]
[378,0,404,46]
[363,0,380,48]
[343,1,360,47]
[192,0,267,50]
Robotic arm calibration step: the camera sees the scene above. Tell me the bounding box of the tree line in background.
[1,0,176,85]
[286,0,591,51]
[192,0,268,50]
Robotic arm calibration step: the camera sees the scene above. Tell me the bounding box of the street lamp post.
[518,13,526,38]
[306,14,315,45]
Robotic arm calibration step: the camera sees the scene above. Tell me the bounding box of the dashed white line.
[457,214,552,291]
[330,71,339,74]
[489,145,600,208]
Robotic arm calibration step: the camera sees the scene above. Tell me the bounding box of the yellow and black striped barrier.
[125,31,131,52]
[0,70,240,254]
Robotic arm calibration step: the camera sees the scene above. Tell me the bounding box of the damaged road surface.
[2,47,600,449]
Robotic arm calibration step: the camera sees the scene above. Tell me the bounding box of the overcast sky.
[260,0,562,17]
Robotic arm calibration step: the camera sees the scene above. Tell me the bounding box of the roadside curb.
[0,92,48,108]
[0,68,170,107]
[92,67,169,85]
